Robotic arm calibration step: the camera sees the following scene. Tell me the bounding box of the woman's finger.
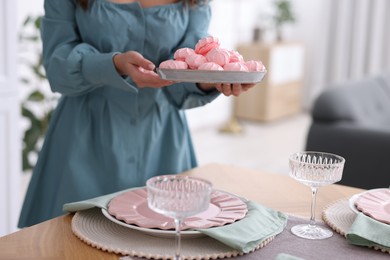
[222,84,232,96]
[231,84,241,96]
[215,84,222,92]
[128,51,155,70]
[128,64,172,88]
[242,83,255,91]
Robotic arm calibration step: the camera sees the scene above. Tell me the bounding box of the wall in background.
[1,0,20,236]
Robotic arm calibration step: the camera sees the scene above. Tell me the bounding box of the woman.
[18,0,255,227]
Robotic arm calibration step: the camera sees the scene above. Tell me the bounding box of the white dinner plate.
[348,188,390,224]
[101,208,203,239]
[157,68,267,84]
[348,193,361,214]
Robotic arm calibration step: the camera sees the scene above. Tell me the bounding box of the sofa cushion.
[312,74,390,129]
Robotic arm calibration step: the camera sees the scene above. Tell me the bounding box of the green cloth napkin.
[199,201,288,253]
[63,189,288,254]
[63,187,136,212]
[346,212,390,250]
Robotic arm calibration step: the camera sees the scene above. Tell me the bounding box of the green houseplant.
[19,15,58,171]
[273,0,296,41]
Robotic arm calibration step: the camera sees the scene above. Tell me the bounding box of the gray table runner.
[128,216,389,260]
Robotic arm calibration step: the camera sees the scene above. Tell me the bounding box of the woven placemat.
[71,208,275,259]
[322,198,390,254]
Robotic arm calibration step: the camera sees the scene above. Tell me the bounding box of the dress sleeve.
[174,2,212,51]
[164,3,220,110]
[41,0,138,96]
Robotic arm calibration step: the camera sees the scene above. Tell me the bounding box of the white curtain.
[306,0,390,107]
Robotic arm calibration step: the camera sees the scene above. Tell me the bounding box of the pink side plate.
[107,188,248,230]
[355,189,390,225]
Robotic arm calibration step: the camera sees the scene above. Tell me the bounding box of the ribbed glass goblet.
[146,175,212,260]
[289,151,345,239]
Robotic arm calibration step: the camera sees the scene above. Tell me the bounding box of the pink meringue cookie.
[185,54,207,69]
[245,60,265,72]
[229,50,244,63]
[195,36,221,55]
[159,60,188,69]
[206,48,231,66]
[198,62,224,71]
[223,62,249,72]
[173,48,196,61]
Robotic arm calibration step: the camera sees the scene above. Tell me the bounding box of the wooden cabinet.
[234,42,305,122]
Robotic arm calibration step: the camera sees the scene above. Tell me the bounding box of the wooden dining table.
[0,163,366,259]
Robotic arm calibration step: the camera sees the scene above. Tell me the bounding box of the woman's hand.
[197,83,256,96]
[113,51,173,88]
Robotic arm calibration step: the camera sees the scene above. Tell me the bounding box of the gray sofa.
[305,73,390,189]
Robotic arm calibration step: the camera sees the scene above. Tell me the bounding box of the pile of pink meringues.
[159,36,265,72]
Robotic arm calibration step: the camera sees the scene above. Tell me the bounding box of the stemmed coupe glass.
[146,175,213,260]
[289,151,345,239]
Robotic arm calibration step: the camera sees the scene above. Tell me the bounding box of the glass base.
[291,224,333,240]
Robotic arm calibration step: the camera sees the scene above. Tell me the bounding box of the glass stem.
[309,187,318,227]
[174,218,182,260]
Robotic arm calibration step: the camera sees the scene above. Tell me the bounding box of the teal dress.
[18,0,219,228]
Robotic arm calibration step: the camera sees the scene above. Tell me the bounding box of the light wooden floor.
[191,112,312,176]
